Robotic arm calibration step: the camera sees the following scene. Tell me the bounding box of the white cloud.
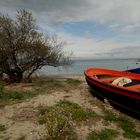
[1,0,140,58]
[57,32,140,58]
[120,24,140,33]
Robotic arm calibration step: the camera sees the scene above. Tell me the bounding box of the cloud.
[1,0,140,58]
[120,24,140,33]
[57,32,140,59]
[105,46,140,58]
[1,0,140,26]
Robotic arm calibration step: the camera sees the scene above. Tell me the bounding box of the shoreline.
[32,73,85,81]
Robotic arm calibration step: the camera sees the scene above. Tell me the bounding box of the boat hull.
[127,67,140,74]
[86,76,140,116]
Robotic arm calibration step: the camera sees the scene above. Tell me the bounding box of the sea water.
[39,59,140,75]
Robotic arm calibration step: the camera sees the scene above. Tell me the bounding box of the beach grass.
[0,77,82,107]
[38,99,97,125]
[104,110,117,122]
[0,76,140,139]
[0,83,36,107]
[87,128,118,140]
[0,86,35,100]
[33,77,82,94]
[44,107,77,140]
[65,78,82,84]
[34,79,63,88]
[103,110,140,139]
[38,100,97,139]
[117,116,140,139]
[56,100,96,122]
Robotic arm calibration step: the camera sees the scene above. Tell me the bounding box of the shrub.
[45,108,77,140]
[56,100,96,122]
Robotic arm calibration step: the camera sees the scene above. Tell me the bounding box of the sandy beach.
[0,74,140,140]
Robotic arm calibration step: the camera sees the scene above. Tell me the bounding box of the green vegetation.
[33,78,82,93]
[0,78,139,139]
[35,79,63,88]
[88,129,118,140]
[38,100,97,139]
[103,110,140,139]
[0,85,4,98]
[0,9,71,83]
[4,91,31,100]
[0,124,6,132]
[0,84,36,107]
[38,100,96,125]
[117,116,140,139]
[45,107,77,140]
[104,110,117,122]
[0,89,34,100]
[0,78,82,107]
[33,79,61,93]
[38,106,48,116]
[35,78,82,87]
[38,106,49,124]
[65,78,82,84]
[56,100,96,122]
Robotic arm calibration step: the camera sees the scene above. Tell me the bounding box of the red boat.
[84,68,140,115]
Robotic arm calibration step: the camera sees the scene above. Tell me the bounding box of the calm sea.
[40,59,140,75]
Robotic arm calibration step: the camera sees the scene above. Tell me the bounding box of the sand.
[0,74,139,140]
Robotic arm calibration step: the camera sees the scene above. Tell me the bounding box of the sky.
[0,0,140,59]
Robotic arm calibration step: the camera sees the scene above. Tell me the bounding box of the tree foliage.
[0,9,71,83]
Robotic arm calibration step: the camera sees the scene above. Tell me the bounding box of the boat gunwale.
[85,75,140,100]
[84,68,140,92]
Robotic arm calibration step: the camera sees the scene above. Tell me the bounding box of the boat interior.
[85,68,140,92]
[96,74,140,91]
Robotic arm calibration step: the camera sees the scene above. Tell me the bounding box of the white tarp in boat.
[112,77,132,86]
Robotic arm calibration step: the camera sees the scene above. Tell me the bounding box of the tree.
[0,9,71,83]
